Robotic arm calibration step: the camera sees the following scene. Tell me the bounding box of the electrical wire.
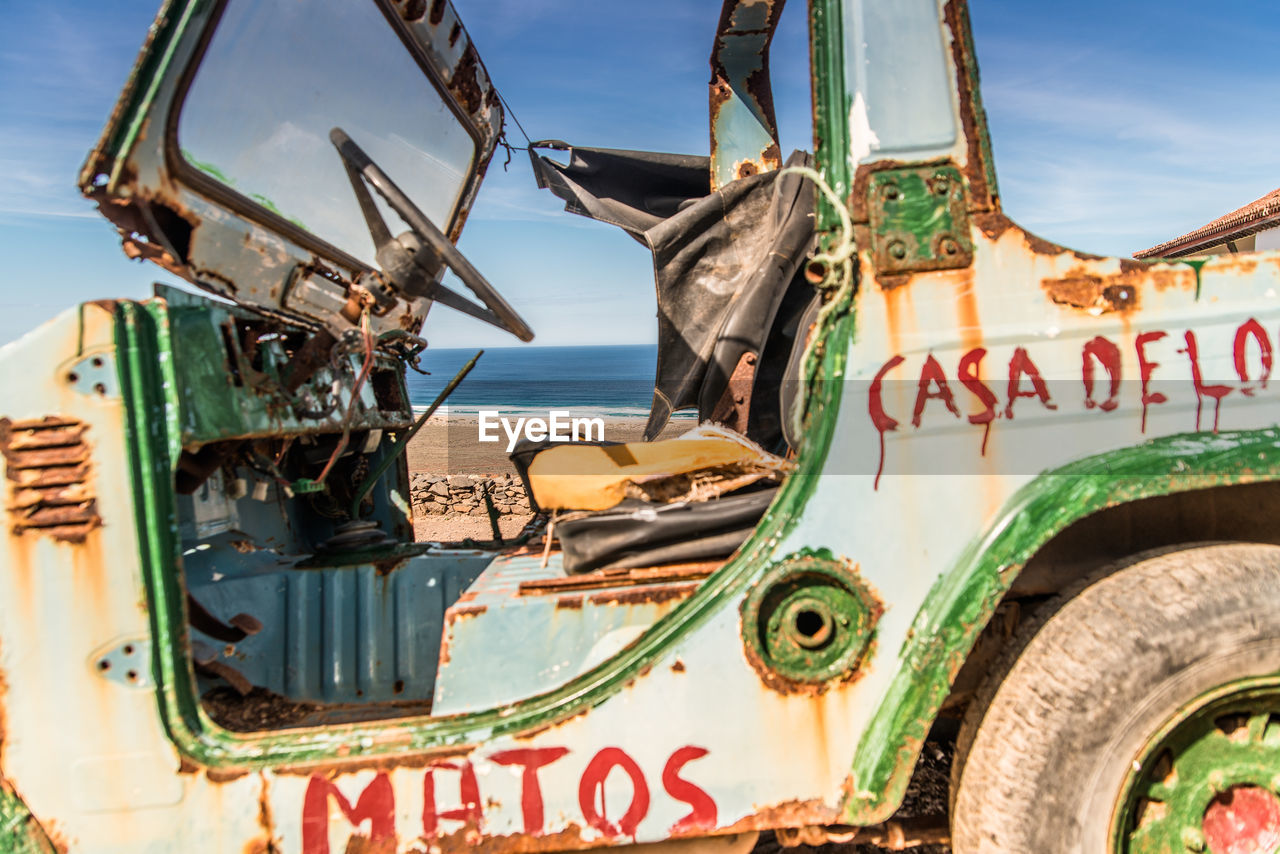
[314,306,375,485]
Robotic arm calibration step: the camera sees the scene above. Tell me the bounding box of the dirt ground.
[412,511,533,543]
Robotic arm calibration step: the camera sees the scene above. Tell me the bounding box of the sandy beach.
[406,414,687,541]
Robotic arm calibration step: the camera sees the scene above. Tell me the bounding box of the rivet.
[1181,827,1206,851]
[939,237,960,256]
[933,179,950,195]
[882,184,901,201]
[888,241,907,260]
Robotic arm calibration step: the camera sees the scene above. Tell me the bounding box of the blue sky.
[2,1,1278,348]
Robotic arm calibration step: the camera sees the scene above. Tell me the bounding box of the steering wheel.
[330,127,534,342]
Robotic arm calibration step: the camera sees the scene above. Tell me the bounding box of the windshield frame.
[163,0,489,273]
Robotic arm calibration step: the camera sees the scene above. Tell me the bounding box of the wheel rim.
[1112,677,1280,854]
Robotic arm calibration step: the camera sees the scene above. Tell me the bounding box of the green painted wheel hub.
[741,553,881,688]
[1112,677,1280,854]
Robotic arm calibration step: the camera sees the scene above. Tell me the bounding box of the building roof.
[1135,186,1280,258]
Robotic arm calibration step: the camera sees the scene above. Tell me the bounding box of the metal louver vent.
[1,416,99,543]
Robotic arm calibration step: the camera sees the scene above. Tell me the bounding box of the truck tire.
[950,543,1280,854]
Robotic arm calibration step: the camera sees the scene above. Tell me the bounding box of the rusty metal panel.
[709,0,786,190]
[433,553,699,714]
[1,417,99,543]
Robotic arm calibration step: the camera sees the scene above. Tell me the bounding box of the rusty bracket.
[867,164,972,274]
[90,638,153,689]
[62,351,117,398]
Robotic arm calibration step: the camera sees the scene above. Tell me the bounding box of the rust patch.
[397,0,427,23]
[450,603,488,619]
[344,836,397,854]
[1042,269,1140,315]
[708,351,757,435]
[449,44,483,115]
[973,211,1104,261]
[953,271,983,353]
[519,561,718,595]
[849,160,903,225]
[207,767,251,784]
[428,0,446,26]
[1,417,100,543]
[271,741,501,779]
[942,0,995,214]
[87,173,200,279]
[554,595,584,610]
[430,822,588,854]
[587,583,698,608]
[671,658,685,673]
[721,798,841,834]
[244,772,280,854]
[1149,268,1194,291]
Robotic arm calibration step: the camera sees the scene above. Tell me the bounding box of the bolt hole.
[126,670,138,682]
[66,372,79,384]
[123,644,134,656]
[98,660,111,672]
[91,357,104,368]
[93,382,107,395]
[804,259,828,284]
[792,606,836,650]
[795,609,826,638]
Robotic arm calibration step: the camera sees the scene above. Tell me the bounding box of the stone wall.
[409,473,532,517]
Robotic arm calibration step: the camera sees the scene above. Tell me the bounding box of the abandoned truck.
[3,0,1280,852]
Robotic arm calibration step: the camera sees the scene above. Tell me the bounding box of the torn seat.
[512,424,790,574]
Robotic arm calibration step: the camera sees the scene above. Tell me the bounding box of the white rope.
[778,165,857,440]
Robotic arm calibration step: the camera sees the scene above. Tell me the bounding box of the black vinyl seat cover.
[530,143,816,442]
[555,488,777,574]
[524,144,817,573]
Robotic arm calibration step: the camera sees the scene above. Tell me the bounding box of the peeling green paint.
[867,164,972,273]
[810,0,851,234]
[741,552,881,687]
[1111,676,1280,853]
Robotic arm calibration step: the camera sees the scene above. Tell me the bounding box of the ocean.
[406,345,693,419]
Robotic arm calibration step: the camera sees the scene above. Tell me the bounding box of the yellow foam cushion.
[526,425,784,511]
